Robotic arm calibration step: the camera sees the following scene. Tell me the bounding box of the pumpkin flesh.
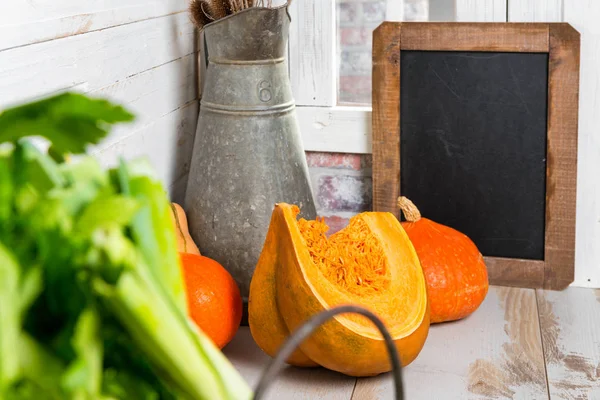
[295,212,427,340]
[249,203,429,377]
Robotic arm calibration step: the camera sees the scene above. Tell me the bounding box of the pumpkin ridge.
[248,205,318,367]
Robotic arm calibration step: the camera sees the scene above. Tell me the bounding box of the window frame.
[288,0,507,155]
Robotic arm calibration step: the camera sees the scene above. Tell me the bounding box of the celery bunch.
[0,93,252,400]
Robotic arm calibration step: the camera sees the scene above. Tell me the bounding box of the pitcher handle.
[284,0,293,22]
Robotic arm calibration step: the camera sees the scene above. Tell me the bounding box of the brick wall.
[305,151,373,234]
[337,0,386,104]
[337,0,428,104]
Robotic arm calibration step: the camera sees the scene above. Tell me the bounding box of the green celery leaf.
[17,141,65,192]
[14,184,40,215]
[85,226,138,285]
[0,92,134,155]
[11,333,65,399]
[76,196,140,237]
[18,267,43,322]
[61,157,108,189]
[52,157,112,217]
[62,308,103,398]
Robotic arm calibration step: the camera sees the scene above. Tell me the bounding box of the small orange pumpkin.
[180,253,242,349]
[397,196,489,324]
[170,203,201,256]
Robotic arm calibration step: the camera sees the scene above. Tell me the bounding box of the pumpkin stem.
[170,203,188,253]
[397,196,422,222]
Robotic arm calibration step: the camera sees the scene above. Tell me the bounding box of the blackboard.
[400,51,549,261]
[372,22,580,290]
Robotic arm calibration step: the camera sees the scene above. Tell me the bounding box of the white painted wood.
[537,287,600,399]
[0,5,199,198]
[386,0,405,22]
[562,0,600,288]
[455,0,507,22]
[508,0,562,22]
[352,286,548,399]
[223,326,356,400]
[0,0,187,51]
[288,0,336,106]
[0,12,195,110]
[95,101,198,190]
[91,53,197,151]
[298,106,372,154]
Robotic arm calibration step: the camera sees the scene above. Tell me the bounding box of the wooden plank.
[400,23,550,52]
[0,0,187,51]
[372,22,401,216]
[352,286,549,399]
[537,287,600,399]
[564,0,600,289]
[223,327,356,400]
[91,53,197,151]
[298,106,372,154]
[508,0,563,22]
[0,12,195,109]
[455,0,507,22]
[288,0,336,106]
[94,101,198,190]
[485,257,545,288]
[543,23,580,290]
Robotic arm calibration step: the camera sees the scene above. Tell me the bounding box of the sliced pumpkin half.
[249,203,430,377]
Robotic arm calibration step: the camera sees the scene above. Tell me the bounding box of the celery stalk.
[94,269,252,400]
[0,243,20,389]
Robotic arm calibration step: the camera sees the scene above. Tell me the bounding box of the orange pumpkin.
[397,196,489,324]
[248,203,429,376]
[181,252,243,349]
[170,203,201,255]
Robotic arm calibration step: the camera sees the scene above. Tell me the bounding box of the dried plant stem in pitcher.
[189,0,288,29]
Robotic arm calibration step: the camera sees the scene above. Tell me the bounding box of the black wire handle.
[252,305,405,400]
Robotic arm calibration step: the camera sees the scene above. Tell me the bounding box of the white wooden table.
[223,286,600,399]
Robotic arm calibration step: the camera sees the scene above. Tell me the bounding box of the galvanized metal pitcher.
[184,3,316,313]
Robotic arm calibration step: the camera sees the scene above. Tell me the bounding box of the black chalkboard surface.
[400,51,549,260]
[372,22,580,289]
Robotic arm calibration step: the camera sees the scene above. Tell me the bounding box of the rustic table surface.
[223,286,600,400]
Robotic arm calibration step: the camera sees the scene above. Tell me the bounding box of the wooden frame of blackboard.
[372,22,580,290]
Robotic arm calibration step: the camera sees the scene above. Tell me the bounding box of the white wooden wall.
[0,0,199,203]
